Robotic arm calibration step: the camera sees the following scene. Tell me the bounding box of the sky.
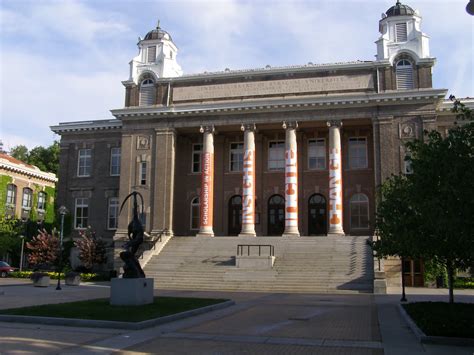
[1,0,473,150]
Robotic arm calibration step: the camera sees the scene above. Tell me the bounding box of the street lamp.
[400,257,407,302]
[56,206,68,291]
[19,236,25,272]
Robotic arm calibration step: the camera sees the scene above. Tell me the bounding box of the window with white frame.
[396,59,414,90]
[190,197,200,230]
[268,141,285,171]
[139,161,147,185]
[348,137,368,169]
[37,192,46,211]
[403,151,413,175]
[350,193,369,229]
[107,197,119,230]
[6,184,17,206]
[192,144,202,173]
[308,138,326,170]
[22,188,32,210]
[110,147,121,176]
[77,148,92,177]
[229,142,244,172]
[75,197,89,229]
[146,46,156,63]
[139,78,155,106]
[395,22,408,42]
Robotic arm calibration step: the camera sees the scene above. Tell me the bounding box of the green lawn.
[0,297,228,322]
[403,302,474,338]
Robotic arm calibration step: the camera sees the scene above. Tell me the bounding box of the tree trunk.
[446,261,454,304]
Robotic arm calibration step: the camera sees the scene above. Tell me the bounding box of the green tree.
[0,217,22,261]
[9,141,59,175]
[372,98,474,303]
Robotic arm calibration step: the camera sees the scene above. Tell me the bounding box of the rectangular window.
[107,197,119,230]
[192,144,202,173]
[147,46,156,62]
[229,142,244,172]
[268,141,285,171]
[77,148,92,177]
[403,153,413,175]
[348,137,368,169]
[140,161,147,185]
[22,188,32,210]
[395,23,408,42]
[110,147,121,176]
[308,139,326,170]
[37,192,46,210]
[75,197,89,229]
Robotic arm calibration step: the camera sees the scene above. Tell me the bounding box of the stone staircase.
[144,236,374,293]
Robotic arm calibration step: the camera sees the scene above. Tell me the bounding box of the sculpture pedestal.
[110,278,154,306]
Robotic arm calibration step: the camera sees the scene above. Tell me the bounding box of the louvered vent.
[147,46,156,63]
[395,23,407,42]
[396,60,414,90]
[139,83,155,106]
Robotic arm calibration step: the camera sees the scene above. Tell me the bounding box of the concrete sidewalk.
[0,278,473,354]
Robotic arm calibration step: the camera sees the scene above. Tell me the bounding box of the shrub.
[26,229,59,267]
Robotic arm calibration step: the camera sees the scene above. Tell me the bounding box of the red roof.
[0,152,36,170]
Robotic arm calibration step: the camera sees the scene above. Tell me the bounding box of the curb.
[398,304,474,346]
[0,300,235,330]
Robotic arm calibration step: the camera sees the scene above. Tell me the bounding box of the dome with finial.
[385,1,415,17]
[143,20,173,41]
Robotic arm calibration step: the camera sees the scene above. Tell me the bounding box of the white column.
[197,126,215,237]
[239,124,257,237]
[283,121,300,237]
[327,120,345,236]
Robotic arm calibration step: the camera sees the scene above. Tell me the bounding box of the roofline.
[0,161,57,183]
[50,119,122,134]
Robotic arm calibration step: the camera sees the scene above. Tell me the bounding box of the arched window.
[6,184,17,206]
[190,197,200,230]
[37,191,47,210]
[139,78,155,106]
[350,193,369,230]
[22,188,33,210]
[396,59,414,90]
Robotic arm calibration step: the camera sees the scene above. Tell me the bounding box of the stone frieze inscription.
[173,74,373,101]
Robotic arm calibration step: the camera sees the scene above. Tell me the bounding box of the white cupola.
[376,1,431,63]
[128,21,183,84]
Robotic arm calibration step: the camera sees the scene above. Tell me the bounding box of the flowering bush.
[74,228,107,271]
[26,229,59,267]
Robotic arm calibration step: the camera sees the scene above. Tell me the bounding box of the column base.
[238,232,256,237]
[282,231,300,237]
[196,232,214,237]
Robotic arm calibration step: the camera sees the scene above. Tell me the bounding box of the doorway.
[308,194,327,235]
[228,195,242,235]
[268,194,285,236]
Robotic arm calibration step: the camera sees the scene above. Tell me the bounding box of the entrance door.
[228,195,242,235]
[268,194,285,236]
[308,194,327,235]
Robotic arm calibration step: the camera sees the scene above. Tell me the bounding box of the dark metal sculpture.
[119,191,146,278]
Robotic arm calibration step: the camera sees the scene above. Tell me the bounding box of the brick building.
[51,2,471,284]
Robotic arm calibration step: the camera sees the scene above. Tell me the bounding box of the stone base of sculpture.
[110,278,154,306]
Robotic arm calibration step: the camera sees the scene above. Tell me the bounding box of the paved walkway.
[0,278,473,354]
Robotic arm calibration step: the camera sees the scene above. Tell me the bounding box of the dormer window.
[395,22,408,42]
[396,59,414,90]
[139,78,155,106]
[147,46,156,63]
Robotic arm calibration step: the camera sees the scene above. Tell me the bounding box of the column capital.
[199,125,215,134]
[326,120,342,128]
[240,123,256,132]
[282,121,298,130]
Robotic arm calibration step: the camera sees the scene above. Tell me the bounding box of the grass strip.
[403,302,474,338]
[0,297,228,322]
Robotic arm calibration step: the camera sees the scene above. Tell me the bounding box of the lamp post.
[19,236,25,272]
[56,206,68,291]
[400,257,407,302]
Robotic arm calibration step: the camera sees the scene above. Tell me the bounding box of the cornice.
[111,89,448,119]
[0,162,57,183]
[50,119,122,134]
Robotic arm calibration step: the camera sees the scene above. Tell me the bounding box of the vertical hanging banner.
[242,149,255,225]
[200,152,214,228]
[329,148,343,228]
[285,149,298,227]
